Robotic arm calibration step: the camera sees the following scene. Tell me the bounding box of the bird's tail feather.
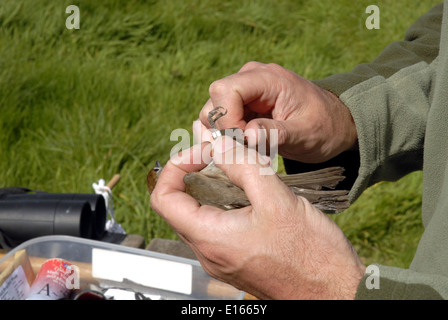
[279,166,346,190]
[290,187,350,213]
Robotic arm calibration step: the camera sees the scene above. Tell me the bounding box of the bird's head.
[146,160,163,195]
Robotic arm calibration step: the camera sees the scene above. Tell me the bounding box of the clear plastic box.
[0,235,245,300]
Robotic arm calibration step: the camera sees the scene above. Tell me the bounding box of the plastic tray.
[0,235,244,300]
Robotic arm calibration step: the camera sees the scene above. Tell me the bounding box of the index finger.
[199,65,277,130]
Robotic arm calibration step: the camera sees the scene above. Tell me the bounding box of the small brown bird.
[147,160,350,213]
[146,106,350,213]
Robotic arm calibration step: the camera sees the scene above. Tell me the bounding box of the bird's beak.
[147,160,163,194]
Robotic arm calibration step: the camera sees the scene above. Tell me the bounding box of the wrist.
[324,89,359,154]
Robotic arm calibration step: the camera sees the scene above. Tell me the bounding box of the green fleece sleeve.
[307,3,448,300]
[284,3,442,195]
[356,264,448,299]
[310,3,443,201]
[328,2,448,300]
[339,58,438,201]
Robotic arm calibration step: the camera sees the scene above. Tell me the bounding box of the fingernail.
[213,135,241,154]
[201,141,213,164]
[192,120,202,144]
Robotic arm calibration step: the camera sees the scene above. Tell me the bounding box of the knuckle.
[208,79,229,97]
[266,62,281,68]
[239,60,264,72]
[266,62,285,74]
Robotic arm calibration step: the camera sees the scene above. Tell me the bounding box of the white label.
[0,266,31,300]
[92,249,192,295]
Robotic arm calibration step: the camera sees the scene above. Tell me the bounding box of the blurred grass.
[0,0,439,267]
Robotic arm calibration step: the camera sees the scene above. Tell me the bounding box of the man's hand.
[196,62,357,163]
[150,137,365,299]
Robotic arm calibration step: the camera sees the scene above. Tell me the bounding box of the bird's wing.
[184,171,250,210]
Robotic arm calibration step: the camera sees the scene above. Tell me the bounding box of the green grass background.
[0,0,440,268]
